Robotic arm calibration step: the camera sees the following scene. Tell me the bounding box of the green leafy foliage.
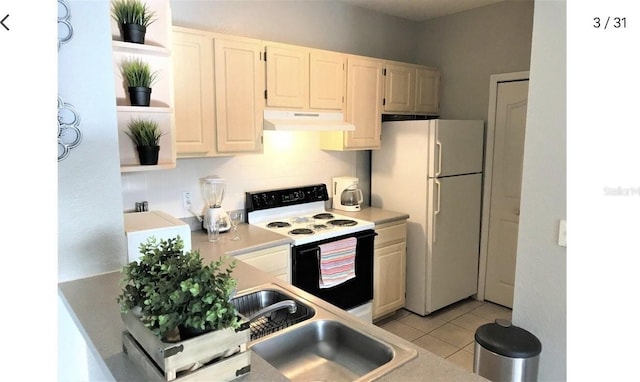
[111,0,157,27]
[121,58,158,88]
[125,118,164,147]
[117,236,241,340]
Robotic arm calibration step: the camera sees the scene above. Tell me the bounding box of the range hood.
[263,110,355,131]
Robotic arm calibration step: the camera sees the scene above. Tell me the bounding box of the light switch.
[558,219,566,247]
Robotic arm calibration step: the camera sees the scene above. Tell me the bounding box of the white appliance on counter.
[124,211,191,262]
[332,176,364,212]
[372,119,484,315]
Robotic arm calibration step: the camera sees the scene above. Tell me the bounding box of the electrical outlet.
[182,192,193,210]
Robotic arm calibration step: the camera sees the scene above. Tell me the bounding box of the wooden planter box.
[121,312,251,381]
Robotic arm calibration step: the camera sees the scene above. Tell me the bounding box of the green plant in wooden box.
[111,0,157,44]
[120,58,158,106]
[117,236,241,341]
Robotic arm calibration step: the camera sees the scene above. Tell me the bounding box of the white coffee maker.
[332,176,364,212]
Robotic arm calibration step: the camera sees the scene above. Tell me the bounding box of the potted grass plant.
[121,58,158,106]
[125,118,164,165]
[111,0,157,44]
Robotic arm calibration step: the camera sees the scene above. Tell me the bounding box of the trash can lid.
[475,319,542,358]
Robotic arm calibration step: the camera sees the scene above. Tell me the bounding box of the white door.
[484,80,529,308]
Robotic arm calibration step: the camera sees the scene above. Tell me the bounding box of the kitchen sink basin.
[231,289,314,340]
[251,320,394,381]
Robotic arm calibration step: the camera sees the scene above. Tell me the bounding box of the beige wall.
[513,1,566,380]
[171,0,419,62]
[416,1,534,119]
[58,1,126,282]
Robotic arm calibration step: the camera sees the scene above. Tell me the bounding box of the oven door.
[291,229,376,310]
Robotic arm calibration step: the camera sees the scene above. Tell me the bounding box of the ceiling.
[336,0,510,22]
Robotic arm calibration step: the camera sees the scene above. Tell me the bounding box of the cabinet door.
[265,45,308,108]
[384,63,415,113]
[309,51,345,110]
[345,56,384,149]
[172,29,215,155]
[415,67,441,114]
[235,245,291,283]
[373,242,406,319]
[214,38,265,153]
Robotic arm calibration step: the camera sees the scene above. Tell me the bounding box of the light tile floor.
[374,298,512,372]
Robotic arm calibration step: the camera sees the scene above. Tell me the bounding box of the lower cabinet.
[235,244,291,283]
[373,220,407,320]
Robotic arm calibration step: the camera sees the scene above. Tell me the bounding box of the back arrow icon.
[1,14,9,31]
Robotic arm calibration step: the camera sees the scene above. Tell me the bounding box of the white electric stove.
[248,201,374,246]
[245,184,375,323]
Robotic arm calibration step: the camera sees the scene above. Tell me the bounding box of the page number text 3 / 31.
[593,17,627,29]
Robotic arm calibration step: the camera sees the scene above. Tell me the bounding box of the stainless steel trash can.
[473,319,542,382]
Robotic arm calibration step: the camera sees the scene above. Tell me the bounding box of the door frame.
[477,71,529,302]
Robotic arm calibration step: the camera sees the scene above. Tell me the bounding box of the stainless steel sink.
[251,320,394,381]
[236,283,417,381]
[231,289,315,340]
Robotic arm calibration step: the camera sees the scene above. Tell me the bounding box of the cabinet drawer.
[375,221,407,248]
[236,245,290,280]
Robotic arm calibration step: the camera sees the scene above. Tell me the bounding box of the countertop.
[190,223,293,256]
[329,206,410,225]
[59,222,486,381]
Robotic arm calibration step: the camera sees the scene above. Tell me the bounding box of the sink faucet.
[248,300,298,322]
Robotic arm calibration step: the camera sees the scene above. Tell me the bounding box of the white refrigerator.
[371,119,484,315]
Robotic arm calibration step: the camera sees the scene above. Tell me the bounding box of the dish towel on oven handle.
[318,237,357,289]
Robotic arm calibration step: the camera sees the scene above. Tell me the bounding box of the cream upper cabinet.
[172,27,440,155]
[266,44,345,111]
[172,27,215,156]
[415,66,441,114]
[320,55,384,151]
[172,27,264,157]
[383,61,441,115]
[309,50,346,111]
[384,62,415,113]
[265,44,309,109]
[373,220,407,320]
[214,37,265,153]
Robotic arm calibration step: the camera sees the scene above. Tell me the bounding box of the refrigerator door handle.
[435,141,442,177]
[433,179,441,243]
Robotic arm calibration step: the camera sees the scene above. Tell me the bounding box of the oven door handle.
[295,230,377,259]
[297,246,320,257]
[354,231,377,240]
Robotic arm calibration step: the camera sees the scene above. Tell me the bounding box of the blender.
[200,176,230,232]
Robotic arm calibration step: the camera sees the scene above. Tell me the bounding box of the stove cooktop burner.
[312,213,334,220]
[289,228,314,235]
[328,219,358,227]
[267,221,291,228]
[308,224,329,230]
